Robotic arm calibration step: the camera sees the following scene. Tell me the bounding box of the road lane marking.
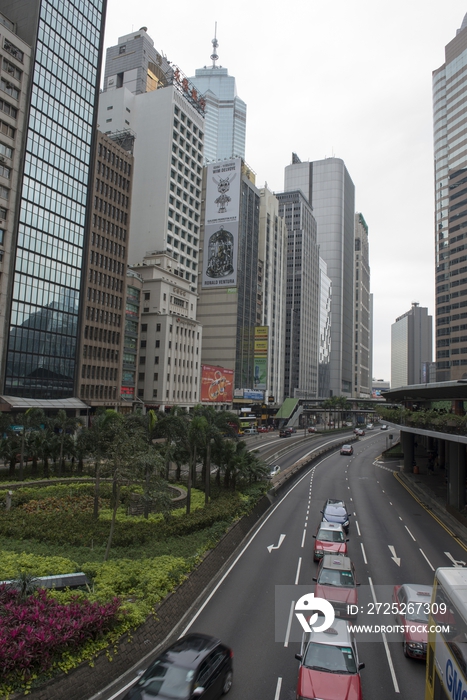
[274,677,282,700]
[360,543,368,564]
[284,600,295,647]
[405,526,416,541]
[295,557,302,584]
[368,578,400,693]
[301,530,307,548]
[420,549,434,571]
[180,459,331,636]
[388,545,401,566]
[382,633,400,693]
[355,520,361,537]
[445,551,466,567]
[267,534,286,553]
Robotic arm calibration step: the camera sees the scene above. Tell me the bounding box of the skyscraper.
[276,189,320,399]
[284,155,355,397]
[99,28,205,282]
[0,0,107,399]
[99,28,206,410]
[433,14,467,381]
[258,186,287,405]
[354,212,372,397]
[190,31,246,163]
[391,303,432,389]
[197,158,259,391]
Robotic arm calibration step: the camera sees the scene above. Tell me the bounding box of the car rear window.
[317,529,344,543]
[318,568,355,587]
[303,642,357,673]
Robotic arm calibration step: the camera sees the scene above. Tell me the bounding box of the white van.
[243,428,258,434]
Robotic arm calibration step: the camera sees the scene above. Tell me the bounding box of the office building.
[121,268,142,409]
[190,31,246,163]
[0,0,107,400]
[284,155,355,397]
[197,158,260,391]
[77,131,134,409]
[132,252,202,409]
[319,258,332,398]
[391,302,432,389]
[276,189,320,399]
[433,14,467,381]
[258,186,287,405]
[354,213,372,397]
[132,253,202,409]
[99,27,205,278]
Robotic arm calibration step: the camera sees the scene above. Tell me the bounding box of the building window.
[154,356,159,364]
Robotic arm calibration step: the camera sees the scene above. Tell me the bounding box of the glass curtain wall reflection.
[3,0,106,398]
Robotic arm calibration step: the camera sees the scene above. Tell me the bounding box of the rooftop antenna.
[211,22,219,68]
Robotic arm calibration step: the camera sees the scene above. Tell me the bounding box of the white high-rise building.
[284,155,356,397]
[99,28,205,283]
[98,28,206,409]
[190,31,246,163]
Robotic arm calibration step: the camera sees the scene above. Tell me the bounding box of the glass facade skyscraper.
[0,0,107,398]
[433,14,467,381]
[190,35,246,163]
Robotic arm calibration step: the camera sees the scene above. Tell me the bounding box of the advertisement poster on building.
[201,221,239,288]
[201,364,234,403]
[254,326,268,390]
[205,158,241,226]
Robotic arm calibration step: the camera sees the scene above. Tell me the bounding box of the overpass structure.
[383,381,467,512]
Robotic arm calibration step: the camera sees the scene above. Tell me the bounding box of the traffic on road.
[103,427,467,700]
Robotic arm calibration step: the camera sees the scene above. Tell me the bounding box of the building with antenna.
[190,28,246,163]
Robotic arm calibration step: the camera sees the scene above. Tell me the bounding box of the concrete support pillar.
[447,442,467,510]
[401,431,415,472]
[439,440,446,470]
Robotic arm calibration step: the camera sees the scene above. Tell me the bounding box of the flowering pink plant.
[0,584,121,681]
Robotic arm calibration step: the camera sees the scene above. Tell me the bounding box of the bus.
[238,415,258,434]
[426,567,467,700]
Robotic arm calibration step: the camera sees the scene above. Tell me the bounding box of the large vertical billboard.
[202,158,242,289]
[254,326,268,391]
[201,365,234,403]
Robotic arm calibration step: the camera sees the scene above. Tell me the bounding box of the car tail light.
[229,649,234,658]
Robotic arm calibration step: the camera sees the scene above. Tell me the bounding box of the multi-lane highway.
[103,428,467,700]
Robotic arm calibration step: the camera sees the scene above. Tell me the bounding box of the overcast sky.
[102,0,467,384]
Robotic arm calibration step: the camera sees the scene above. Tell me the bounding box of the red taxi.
[313,522,348,562]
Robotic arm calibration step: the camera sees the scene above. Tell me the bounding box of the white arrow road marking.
[268,534,286,553]
[389,545,401,566]
[445,551,466,567]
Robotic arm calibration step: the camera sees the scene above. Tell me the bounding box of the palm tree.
[156,406,188,480]
[192,405,239,505]
[50,409,79,477]
[15,408,46,481]
[86,409,123,520]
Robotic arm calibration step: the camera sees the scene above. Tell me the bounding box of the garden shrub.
[0,551,79,580]
[0,586,121,695]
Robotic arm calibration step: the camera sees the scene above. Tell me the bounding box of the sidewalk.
[395,460,467,547]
